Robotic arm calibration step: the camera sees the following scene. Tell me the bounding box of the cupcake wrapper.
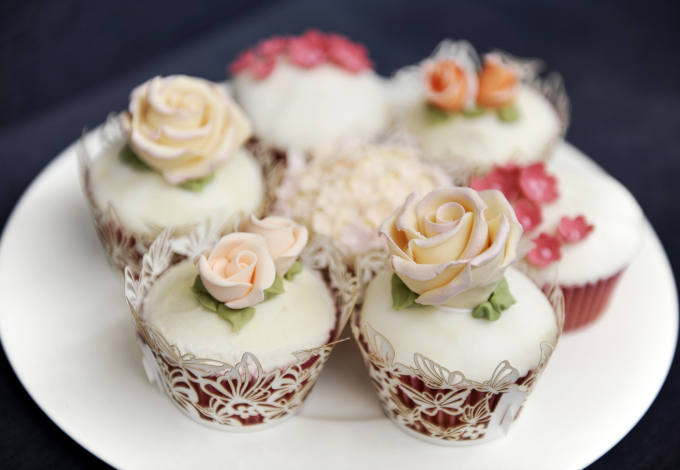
[561,269,624,331]
[78,117,275,275]
[351,284,564,445]
[126,225,359,430]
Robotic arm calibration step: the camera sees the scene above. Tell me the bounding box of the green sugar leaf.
[263,275,285,301]
[216,303,255,333]
[497,103,520,123]
[119,144,151,171]
[178,172,216,191]
[462,105,486,117]
[425,102,456,125]
[190,275,256,332]
[283,261,303,281]
[489,277,516,312]
[391,273,425,311]
[471,277,515,321]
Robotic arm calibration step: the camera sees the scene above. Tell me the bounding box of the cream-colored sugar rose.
[240,215,308,275]
[122,75,251,184]
[381,187,522,309]
[198,232,275,309]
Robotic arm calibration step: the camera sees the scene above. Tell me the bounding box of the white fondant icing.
[89,145,264,234]
[397,85,560,172]
[360,267,558,381]
[533,143,644,285]
[144,260,336,371]
[233,61,389,151]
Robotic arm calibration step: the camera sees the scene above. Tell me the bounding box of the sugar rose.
[476,53,520,109]
[122,75,251,184]
[423,58,478,112]
[240,215,308,276]
[380,187,523,309]
[197,233,275,309]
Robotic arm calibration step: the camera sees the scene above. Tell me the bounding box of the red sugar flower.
[256,36,289,57]
[250,56,276,79]
[326,34,372,73]
[519,162,558,204]
[469,164,521,201]
[512,198,542,232]
[557,215,594,243]
[229,49,255,75]
[288,36,327,68]
[527,233,562,267]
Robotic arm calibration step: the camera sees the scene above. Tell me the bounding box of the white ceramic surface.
[0,137,676,470]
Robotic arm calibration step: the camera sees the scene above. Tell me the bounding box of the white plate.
[0,135,677,470]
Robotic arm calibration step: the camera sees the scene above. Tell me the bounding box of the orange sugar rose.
[424,59,473,112]
[476,54,519,109]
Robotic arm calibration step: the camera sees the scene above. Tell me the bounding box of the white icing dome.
[89,144,264,234]
[233,61,389,151]
[144,260,336,371]
[532,142,644,285]
[360,267,558,381]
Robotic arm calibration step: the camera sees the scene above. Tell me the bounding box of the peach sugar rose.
[381,187,523,309]
[423,59,478,112]
[122,75,252,184]
[476,53,520,109]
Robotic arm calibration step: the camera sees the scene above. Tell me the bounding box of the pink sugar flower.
[512,198,542,232]
[229,49,255,75]
[250,56,276,79]
[288,36,327,68]
[557,215,594,243]
[527,232,562,267]
[326,34,372,72]
[469,164,521,201]
[519,162,559,204]
[257,36,289,57]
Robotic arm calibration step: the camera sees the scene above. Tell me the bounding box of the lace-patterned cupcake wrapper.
[560,269,625,331]
[351,284,564,446]
[78,117,275,276]
[126,226,360,430]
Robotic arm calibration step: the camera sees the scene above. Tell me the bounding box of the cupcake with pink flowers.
[352,186,563,445]
[79,75,265,273]
[470,144,644,330]
[229,30,390,153]
[391,40,568,180]
[127,214,358,430]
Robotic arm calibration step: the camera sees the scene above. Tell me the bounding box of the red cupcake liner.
[561,269,624,331]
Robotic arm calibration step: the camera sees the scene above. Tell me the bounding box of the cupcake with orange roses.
[352,186,563,445]
[126,213,358,430]
[79,75,266,274]
[229,30,390,154]
[470,143,644,331]
[391,40,568,179]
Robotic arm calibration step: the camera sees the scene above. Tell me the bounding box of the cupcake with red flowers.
[391,40,568,180]
[229,30,389,153]
[470,144,644,331]
[127,214,358,430]
[79,75,265,274]
[352,186,563,445]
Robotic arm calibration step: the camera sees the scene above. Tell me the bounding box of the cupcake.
[229,30,390,153]
[391,40,568,180]
[126,215,359,430]
[352,187,563,445]
[470,143,644,330]
[273,142,449,274]
[79,75,266,274]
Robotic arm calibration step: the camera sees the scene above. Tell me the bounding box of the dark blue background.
[1,0,678,467]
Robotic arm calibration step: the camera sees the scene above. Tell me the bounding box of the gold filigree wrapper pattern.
[125,222,359,430]
[351,284,564,445]
[78,116,275,275]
